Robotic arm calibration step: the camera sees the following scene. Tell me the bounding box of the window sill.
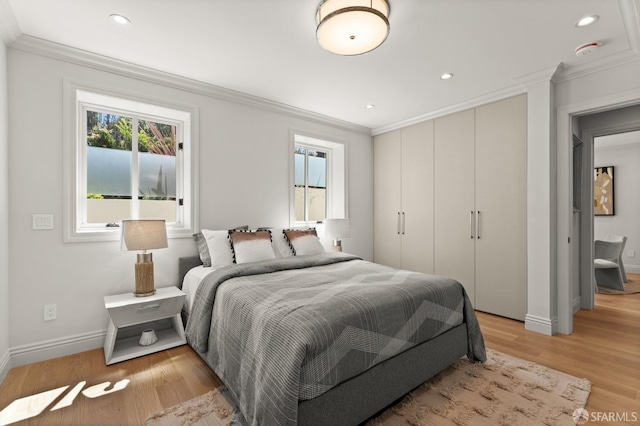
[64,227,194,243]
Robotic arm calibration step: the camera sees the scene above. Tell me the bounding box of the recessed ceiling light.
[365,104,375,109]
[440,73,454,80]
[110,14,131,26]
[576,15,598,27]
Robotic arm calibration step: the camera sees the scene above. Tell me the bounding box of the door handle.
[470,211,475,239]
[402,212,405,235]
[397,212,401,235]
[476,211,481,239]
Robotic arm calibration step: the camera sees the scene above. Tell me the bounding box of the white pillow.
[229,231,276,263]
[283,229,326,256]
[201,229,234,268]
[269,228,294,257]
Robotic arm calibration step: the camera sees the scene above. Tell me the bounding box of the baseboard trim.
[9,330,106,369]
[0,349,11,385]
[572,296,582,314]
[625,264,640,274]
[524,314,557,336]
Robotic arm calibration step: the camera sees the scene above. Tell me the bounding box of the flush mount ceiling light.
[576,15,599,27]
[440,72,454,80]
[316,0,390,56]
[365,104,375,109]
[110,14,131,26]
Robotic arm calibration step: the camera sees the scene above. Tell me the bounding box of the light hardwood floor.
[1,276,638,425]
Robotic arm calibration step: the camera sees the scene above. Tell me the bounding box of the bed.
[179,252,486,426]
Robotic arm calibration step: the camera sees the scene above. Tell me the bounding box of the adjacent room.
[0,0,639,425]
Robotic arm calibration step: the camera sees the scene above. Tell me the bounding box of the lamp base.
[134,253,156,297]
[331,239,343,252]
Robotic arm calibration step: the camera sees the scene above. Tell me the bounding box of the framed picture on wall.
[594,166,614,216]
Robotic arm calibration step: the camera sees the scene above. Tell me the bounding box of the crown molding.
[514,64,562,86]
[554,50,640,83]
[371,84,526,136]
[10,35,371,136]
[595,138,640,151]
[619,0,640,53]
[593,127,640,150]
[0,0,21,45]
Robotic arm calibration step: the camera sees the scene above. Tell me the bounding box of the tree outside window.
[85,111,178,225]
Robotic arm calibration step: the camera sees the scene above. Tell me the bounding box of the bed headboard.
[178,256,203,288]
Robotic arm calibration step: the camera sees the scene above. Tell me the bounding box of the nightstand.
[103,286,186,365]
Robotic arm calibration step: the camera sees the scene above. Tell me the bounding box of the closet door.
[434,109,476,299]
[401,120,434,273]
[475,94,527,320]
[373,130,402,269]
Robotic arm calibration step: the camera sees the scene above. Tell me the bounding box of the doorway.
[573,105,640,311]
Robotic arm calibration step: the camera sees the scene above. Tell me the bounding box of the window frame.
[290,130,347,227]
[63,80,199,242]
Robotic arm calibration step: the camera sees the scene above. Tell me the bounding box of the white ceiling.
[4,0,640,131]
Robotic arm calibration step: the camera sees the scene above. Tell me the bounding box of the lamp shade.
[324,218,351,239]
[316,0,390,56]
[121,220,168,251]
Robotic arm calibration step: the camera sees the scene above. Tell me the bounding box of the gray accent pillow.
[193,232,212,267]
[193,225,248,267]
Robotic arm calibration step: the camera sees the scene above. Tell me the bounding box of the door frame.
[556,88,640,334]
[580,121,640,309]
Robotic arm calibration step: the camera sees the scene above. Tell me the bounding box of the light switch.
[32,214,54,230]
[628,250,635,258]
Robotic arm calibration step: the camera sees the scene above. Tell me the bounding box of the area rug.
[146,387,239,426]
[596,279,640,295]
[146,349,591,426]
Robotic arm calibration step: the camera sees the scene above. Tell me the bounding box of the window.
[64,84,198,242]
[85,111,178,224]
[295,146,327,222]
[291,133,346,225]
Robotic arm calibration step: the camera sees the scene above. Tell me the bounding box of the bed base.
[178,256,470,425]
[297,323,468,425]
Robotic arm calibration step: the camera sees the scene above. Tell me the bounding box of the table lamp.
[121,219,168,296]
[324,218,351,252]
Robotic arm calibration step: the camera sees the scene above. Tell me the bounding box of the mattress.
[181,265,215,314]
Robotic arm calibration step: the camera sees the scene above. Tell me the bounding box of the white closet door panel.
[401,120,434,274]
[434,109,476,299]
[475,94,527,320]
[373,130,402,268]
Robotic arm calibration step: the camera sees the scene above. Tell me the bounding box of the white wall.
[0,35,10,382]
[5,45,373,367]
[594,141,640,273]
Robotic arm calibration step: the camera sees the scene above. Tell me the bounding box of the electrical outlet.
[44,304,57,321]
[628,250,636,258]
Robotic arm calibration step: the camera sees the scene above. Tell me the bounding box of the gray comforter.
[185,252,486,426]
